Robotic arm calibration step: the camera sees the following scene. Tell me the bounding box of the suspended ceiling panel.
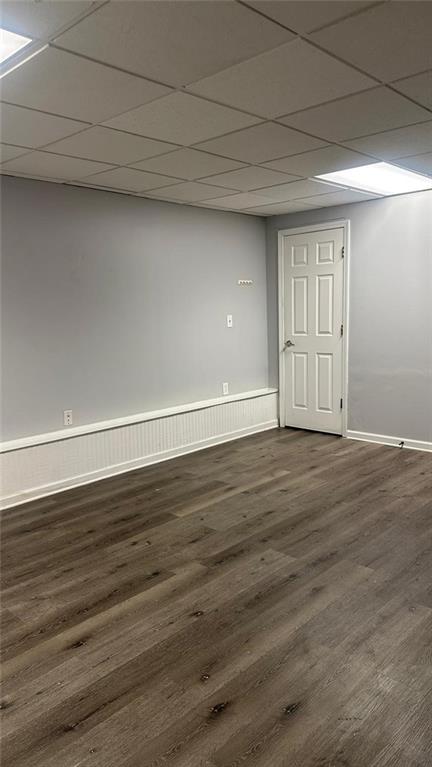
[1,151,113,181]
[295,188,380,208]
[243,1,375,34]
[1,47,171,123]
[45,127,177,167]
[0,1,97,39]
[55,0,293,86]
[263,146,376,177]
[244,200,318,216]
[280,88,431,142]
[395,152,432,176]
[392,72,432,111]
[346,121,432,160]
[198,165,300,192]
[188,39,374,118]
[146,181,238,203]
[1,103,86,148]
[256,178,340,202]
[103,92,260,146]
[0,144,30,163]
[131,149,245,181]
[311,1,432,81]
[196,123,326,164]
[198,191,280,210]
[80,166,180,193]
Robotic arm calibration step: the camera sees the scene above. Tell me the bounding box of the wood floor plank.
[1,428,431,767]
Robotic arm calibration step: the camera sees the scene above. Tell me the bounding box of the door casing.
[277,219,350,437]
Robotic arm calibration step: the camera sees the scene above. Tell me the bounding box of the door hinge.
[340,322,344,337]
[341,246,345,258]
[340,398,343,410]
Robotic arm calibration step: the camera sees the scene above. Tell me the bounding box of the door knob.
[284,339,295,349]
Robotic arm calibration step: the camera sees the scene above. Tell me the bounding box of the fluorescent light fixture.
[316,162,432,196]
[0,27,32,64]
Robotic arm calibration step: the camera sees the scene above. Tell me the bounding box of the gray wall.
[3,177,431,445]
[266,190,432,443]
[1,176,268,440]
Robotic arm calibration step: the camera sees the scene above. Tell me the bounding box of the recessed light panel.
[0,27,31,64]
[316,162,432,196]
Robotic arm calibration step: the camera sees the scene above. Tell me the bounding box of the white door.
[280,227,344,434]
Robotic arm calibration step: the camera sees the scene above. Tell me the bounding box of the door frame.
[277,218,350,436]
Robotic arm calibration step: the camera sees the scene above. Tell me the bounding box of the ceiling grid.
[0,0,431,214]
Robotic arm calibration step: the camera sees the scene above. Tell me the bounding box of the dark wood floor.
[1,428,432,767]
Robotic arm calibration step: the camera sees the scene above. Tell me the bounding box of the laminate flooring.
[1,428,431,766]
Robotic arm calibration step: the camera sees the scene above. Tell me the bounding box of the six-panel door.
[282,227,344,434]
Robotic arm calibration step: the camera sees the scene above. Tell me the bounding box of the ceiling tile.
[55,0,292,87]
[263,145,375,176]
[148,182,237,203]
[193,202,260,216]
[345,121,432,160]
[0,102,86,148]
[0,144,29,163]
[280,87,431,142]
[0,1,96,39]
[103,93,259,146]
[311,2,432,81]
[132,149,245,181]
[201,192,277,210]
[243,1,374,34]
[392,71,432,110]
[199,165,300,191]
[1,151,113,180]
[1,170,63,184]
[297,189,380,208]
[197,122,326,165]
[67,182,134,196]
[244,200,318,216]
[135,192,183,204]
[0,47,171,123]
[257,178,340,201]
[81,167,178,192]
[44,127,177,166]
[188,39,374,119]
[393,152,432,176]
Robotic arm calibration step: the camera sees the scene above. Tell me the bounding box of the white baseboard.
[346,429,432,453]
[0,391,278,509]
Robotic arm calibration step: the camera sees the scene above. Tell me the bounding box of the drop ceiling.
[1,0,431,216]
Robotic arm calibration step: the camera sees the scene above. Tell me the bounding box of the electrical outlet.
[226,314,233,328]
[63,409,73,426]
[222,382,229,396]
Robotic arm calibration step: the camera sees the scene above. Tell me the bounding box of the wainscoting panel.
[1,390,278,508]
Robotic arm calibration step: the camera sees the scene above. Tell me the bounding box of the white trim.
[277,219,350,436]
[342,220,350,438]
[278,235,286,427]
[0,391,278,508]
[0,387,278,454]
[346,429,432,453]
